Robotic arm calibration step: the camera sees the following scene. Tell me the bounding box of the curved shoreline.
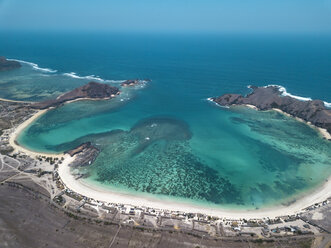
[270,107,331,140]
[8,101,331,219]
[9,108,64,158]
[7,96,118,159]
[58,157,331,219]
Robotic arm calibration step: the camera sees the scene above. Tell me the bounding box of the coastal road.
[0,153,3,172]
[108,224,121,248]
[0,154,56,201]
[0,154,21,173]
[0,155,26,184]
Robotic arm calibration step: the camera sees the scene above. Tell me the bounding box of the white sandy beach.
[6,100,331,219]
[6,95,116,159]
[58,155,331,219]
[8,108,64,159]
[271,108,331,140]
[56,105,331,219]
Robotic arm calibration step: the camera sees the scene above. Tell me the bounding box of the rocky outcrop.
[121,79,140,87]
[0,57,21,72]
[33,82,120,109]
[211,86,331,136]
[65,142,100,168]
[121,79,151,87]
[65,142,93,157]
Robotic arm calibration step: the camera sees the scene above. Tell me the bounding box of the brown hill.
[33,82,120,109]
[211,86,331,137]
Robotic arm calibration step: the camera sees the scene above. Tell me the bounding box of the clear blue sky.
[1,0,331,33]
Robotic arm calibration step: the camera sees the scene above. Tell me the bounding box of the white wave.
[264,84,312,101]
[8,59,57,73]
[324,101,331,108]
[62,72,105,81]
[106,80,126,84]
[8,58,137,86]
[205,97,230,108]
[217,104,230,109]
[63,72,127,84]
[264,84,331,107]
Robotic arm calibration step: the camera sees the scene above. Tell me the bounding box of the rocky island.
[211,85,331,139]
[33,81,120,109]
[0,56,21,71]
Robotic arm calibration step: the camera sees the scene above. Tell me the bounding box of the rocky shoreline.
[0,56,21,71]
[121,79,151,87]
[121,79,140,87]
[65,142,99,169]
[33,81,120,109]
[211,85,331,140]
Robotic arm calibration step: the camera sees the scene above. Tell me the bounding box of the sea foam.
[324,101,331,108]
[8,59,57,73]
[264,84,331,108]
[8,58,141,86]
[205,97,230,108]
[62,72,126,84]
[62,72,105,81]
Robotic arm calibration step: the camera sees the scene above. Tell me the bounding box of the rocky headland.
[33,82,120,109]
[0,57,21,72]
[211,85,331,138]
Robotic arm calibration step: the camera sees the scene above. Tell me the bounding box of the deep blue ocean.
[1,32,331,101]
[1,32,330,209]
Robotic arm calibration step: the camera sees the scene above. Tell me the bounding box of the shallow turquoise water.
[1,32,331,209]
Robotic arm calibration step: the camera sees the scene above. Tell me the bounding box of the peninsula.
[33,81,120,109]
[0,56,21,71]
[210,85,331,139]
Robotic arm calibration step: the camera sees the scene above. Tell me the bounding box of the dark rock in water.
[50,129,125,152]
[121,79,151,87]
[66,142,99,168]
[121,79,140,87]
[65,142,93,157]
[0,57,21,72]
[33,82,120,109]
[211,85,331,137]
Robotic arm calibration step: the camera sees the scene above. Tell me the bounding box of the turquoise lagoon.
[1,32,331,209]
